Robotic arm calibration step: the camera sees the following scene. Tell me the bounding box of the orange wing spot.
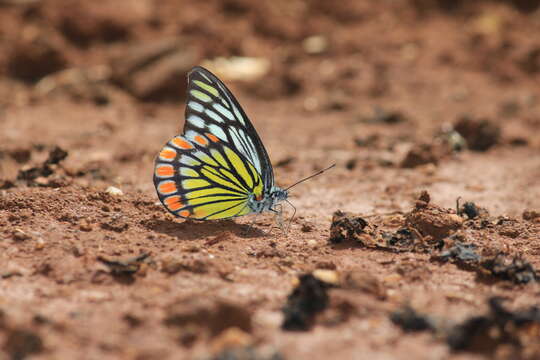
[156,165,174,177]
[194,135,208,146]
[172,137,193,149]
[165,196,183,211]
[160,148,177,160]
[179,210,190,217]
[206,133,219,142]
[255,194,263,201]
[158,181,177,194]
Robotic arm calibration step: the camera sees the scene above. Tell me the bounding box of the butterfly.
[154,66,334,224]
[154,66,293,222]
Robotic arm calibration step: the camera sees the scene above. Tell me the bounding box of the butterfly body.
[154,66,285,221]
[248,186,288,214]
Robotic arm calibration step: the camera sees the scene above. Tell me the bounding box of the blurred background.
[0,0,539,109]
[1,1,540,360]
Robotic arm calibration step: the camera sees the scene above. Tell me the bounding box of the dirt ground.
[1,1,540,359]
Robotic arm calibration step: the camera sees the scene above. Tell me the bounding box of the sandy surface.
[1,1,540,359]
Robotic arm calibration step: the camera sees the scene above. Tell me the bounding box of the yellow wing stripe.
[182,178,211,189]
[200,167,246,194]
[211,149,230,169]
[188,195,245,206]
[194,80,219,97]
[190,90,211,102]
[193,199,248,219]
[224,147,254,189]
[193,151,219,167]
[184,187,246,200]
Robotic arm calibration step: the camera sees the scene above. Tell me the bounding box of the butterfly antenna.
[284,164,336,191]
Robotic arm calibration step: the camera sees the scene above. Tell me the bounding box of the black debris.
[381,228,418,251]
[97,253,150,276]
[281,274,331,331]
[459,202,479,219]
[360,107,407,124]
[436,241,481,268]
[3,328,44,360]
[17,146,68,184]
[454,115,501,152]
[481,253,537,284]
[390,306,436,332]
[447,297,540,354]
[329,210,368,244]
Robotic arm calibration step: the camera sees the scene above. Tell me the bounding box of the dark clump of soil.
[328,210,368,244]
[522,209,540,222]
[447,297,540,357]
[400,143,442,168]
[380,228,420,252]
[391,298,540,358]
[7,33,67,82]
[435,241,482,270]
[165,300,253,346]
[456,200,487,220]
[359,107,408,125]
[454,115,501,151]
[281,274,331,331]
[3,328,44,360]
[480,253,537,284]
[97,253,151,277]
[390,306,436,333]
[434,239,537,284]
[16,146,68,187]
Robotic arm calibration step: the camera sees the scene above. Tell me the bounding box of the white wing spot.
[187,115,205,129]
[208,124,227,141]
[188,101,204,113]
[231,103,246,125]
[205,109,225,123]
[213,103,234,121]
[199,72,212,82]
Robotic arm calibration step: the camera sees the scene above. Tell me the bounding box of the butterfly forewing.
[184,66,275,191]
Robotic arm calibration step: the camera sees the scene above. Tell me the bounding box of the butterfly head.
[248,186,288,214]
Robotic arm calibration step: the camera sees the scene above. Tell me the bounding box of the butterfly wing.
[183,66,275,192]
[154,133,264,220]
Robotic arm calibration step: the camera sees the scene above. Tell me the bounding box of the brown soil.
[1,1,540,359]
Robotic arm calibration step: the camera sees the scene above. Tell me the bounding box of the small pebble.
[313,269,340,285]
[105,186,123,196]
[13,229,31,241]
[307,239,318,247]
[35,238,46,250]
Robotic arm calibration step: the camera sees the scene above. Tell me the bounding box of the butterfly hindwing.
[184,66,275,191]
[154,131,264,220]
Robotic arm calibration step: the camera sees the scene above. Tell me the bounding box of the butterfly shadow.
[144,218,266,241]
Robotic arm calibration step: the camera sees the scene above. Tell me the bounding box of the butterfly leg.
[276,204,285,232]
[246,213,260,233]
[284,199,296,233]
